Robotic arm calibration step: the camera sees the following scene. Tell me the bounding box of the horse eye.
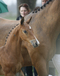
[23,30,27,34]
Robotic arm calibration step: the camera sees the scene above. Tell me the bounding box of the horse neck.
[31,0,60,41]
[5,25,22,57]
[45,0,60,40]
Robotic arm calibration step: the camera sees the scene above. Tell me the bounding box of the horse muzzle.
[30,39,40,48]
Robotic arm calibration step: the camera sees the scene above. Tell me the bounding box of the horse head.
[19,17,40,48]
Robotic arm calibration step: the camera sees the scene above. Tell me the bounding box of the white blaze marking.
[29,26,31,29]
[34,36,40,45]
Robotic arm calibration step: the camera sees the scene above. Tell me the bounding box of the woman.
[42,0,48,5]
[16,3,30,20]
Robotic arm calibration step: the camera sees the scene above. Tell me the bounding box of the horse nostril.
[30,39,40,48]
[35,41,38,46]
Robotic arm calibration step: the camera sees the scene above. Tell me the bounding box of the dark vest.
[16,15,22,20]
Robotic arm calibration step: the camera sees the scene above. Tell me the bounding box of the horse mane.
[4,0,53,45]
[32,0,53,13]
[5,24,19,45]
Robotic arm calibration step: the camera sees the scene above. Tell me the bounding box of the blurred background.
[0,0,42,20]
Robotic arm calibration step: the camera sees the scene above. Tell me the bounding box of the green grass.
[4,16,16,20]
[55,69,58,76]
[2,14,17,20]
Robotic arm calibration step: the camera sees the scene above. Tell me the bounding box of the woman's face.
[42,0,48,5]
[42,1,46,5]
[20,7,29,17]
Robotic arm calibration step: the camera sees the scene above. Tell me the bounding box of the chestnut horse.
[0,0,60,76]
[0,17,40,76]
[24,0,60,76]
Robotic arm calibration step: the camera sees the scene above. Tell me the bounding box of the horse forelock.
[5,24,19,45]
[32,0,53,14]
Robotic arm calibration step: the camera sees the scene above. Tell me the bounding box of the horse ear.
[26,17,32,24]
[20,17,24,25]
